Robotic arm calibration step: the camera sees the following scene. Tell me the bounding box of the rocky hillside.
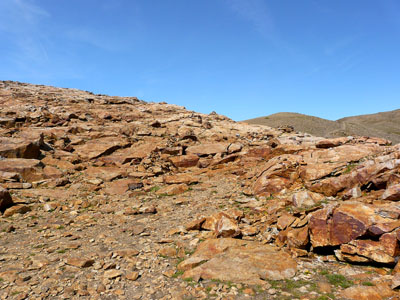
[1,81,400,299]
[245,111,400,144]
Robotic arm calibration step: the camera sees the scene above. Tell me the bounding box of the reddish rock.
[104,179,141,195]
[86,166,126,182]
[309,206,334,248]
[3,204,31,217]
[316,137,349,149]
[368,219,400,236]
[73,136,130,160]
[180,238,297,284]
[329,202,374,246]
[169,155,199,168]
[277,213,297,230]
[186,143,228,156]
[0,136,42,159]
[156,184,188,196]
[245,146,272,158]
[286,226,309,249]
[185,217,206,231]
[340,240,395,264]
[164,173,198,184]
[252,154,301,195]
[340,285,383,300]
[0,158,44,182]
[66,257,95,268]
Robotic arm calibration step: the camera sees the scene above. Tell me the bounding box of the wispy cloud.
[227,0,276,38]
[65,28,125,52]
[224,0,295,56]
[0,0,49,33]
[0,0,50,70]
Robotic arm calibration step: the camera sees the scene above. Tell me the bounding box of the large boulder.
[178,238,297,285]
[252,154,302,195]
[0,136,42,159]
[0,159,44,182]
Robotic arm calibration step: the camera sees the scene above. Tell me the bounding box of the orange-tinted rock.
[252,154,301,195]
[215,214,241,238]
[202,212,236,232]
[3,204,31,217]
[245,146,272,158]
[156,184,188,196]
[86,166,126,182]
[286,226,309,249]
[380,232,400,257]
[368,219,400,237]
[186,143,228,156]
[0,159,44,182]
[42,165,63,179]
[185,217,206,231]
[180,238,297,284]
[340,240,395,264]
[169,155,199,168]
[307,174,355,197]
[164,174,198,184]
[66,257,95,268]
[299,162,344,181]
[340,285,383,300]
[0,136,42,159]
[73,137,130,160]
[104,179,141,195]
[316,137,349,149]
[277,213,297,230]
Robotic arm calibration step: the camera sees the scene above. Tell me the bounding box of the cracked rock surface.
[1,80,400,299]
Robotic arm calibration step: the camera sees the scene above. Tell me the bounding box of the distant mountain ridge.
[244,109,400,144]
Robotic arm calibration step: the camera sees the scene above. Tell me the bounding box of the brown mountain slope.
[245,110,400,144]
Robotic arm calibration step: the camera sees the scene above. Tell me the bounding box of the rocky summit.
[1,81,400,300]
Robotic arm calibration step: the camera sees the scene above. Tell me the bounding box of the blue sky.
[1,0,399,121]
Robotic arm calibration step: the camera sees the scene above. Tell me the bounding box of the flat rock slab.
[179,238,297,285]
[73,137,130,160]
[0,158,43,182]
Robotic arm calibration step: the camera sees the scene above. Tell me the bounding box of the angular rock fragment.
[169,155,199,168]
[66,257,95,268]
[0,136,42,159]
[382,183,400,201]
[3,204,31,217]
